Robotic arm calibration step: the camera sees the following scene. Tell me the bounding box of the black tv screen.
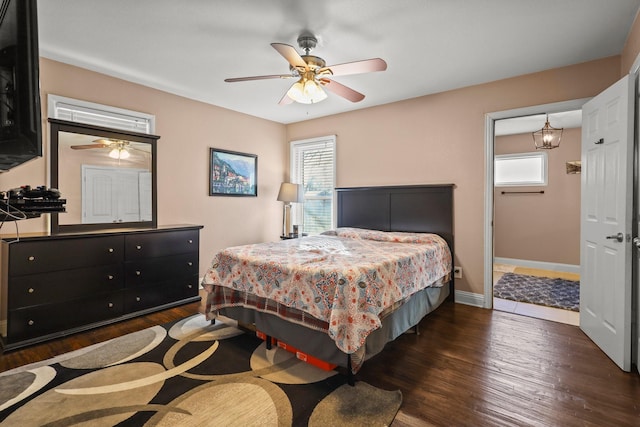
[0,0,41,172]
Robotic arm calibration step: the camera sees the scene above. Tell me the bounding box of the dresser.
[0,225,203,351]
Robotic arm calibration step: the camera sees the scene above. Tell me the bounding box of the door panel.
[83,168,116,223]
[580,74,633,372]
[582,242,598,318]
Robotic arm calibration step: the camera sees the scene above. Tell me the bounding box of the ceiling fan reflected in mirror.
[225,34,387,105]
[70,138,145,160]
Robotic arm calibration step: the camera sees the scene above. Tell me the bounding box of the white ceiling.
[36,0,640,125]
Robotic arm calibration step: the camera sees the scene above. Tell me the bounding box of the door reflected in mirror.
[50,119,158,233]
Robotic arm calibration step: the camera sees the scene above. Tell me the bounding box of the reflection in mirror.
[49,119,158,233]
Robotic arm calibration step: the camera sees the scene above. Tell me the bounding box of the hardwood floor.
[2,301,639,426]
[358,301,640,426]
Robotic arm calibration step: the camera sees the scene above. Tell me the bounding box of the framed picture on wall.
[209,148,258,196]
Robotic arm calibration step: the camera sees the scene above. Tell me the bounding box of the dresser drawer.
[125,253,198,287]
[8,291,124,342]
[10,264,124,308]
[125,229,199,259]
[8,236,124,276]
[124,276,199,312]
[0,225,202,350]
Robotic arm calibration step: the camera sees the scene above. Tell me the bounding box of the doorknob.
[633,237,640,248]
[606,232,624,242]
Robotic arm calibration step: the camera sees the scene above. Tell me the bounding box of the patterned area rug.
[0,315,402,426]
[494,272,580,312]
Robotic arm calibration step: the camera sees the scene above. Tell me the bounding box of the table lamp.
[277,182,304,237]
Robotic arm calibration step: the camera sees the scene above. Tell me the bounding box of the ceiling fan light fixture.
[532,115,563,149]
[109,147,130,159]
[287,79,327,104]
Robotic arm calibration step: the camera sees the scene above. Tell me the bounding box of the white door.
[82,166,148,223]
[118,170,143,222]
[635,73,640,374]
[580,74,634,371]
[82,166,116,224]
[139,171,153,221]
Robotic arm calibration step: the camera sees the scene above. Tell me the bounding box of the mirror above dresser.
[49,118,159,234]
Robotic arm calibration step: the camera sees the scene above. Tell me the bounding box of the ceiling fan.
[70,138,142,159]
[224,34,387,105]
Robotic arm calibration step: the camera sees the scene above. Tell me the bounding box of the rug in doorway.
[0,314,402,426]
[494,272,580,311]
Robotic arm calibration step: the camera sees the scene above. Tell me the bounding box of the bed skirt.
[217,284,450,368]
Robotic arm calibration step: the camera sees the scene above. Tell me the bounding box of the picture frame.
[209,148,257,196]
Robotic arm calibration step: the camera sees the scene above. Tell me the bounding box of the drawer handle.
[188,239,193,244]
[28,320,34,326]
[136,270,141,276]
[28,255,35,262]
[187,261,193,266]
[136,296,141,302]
[28,288,34,294]
[108,275,114,280]
[108,302,114,308]
[108,248,114,253]
[136,245,142,250]
[188,284,193,289]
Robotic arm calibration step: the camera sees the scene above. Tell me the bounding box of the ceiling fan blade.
[321,79,365,102]
[321,58,387,76]
[271,43,308,70]
[70,144,108,150]
[225,74,293,83]
[278,88,294,105]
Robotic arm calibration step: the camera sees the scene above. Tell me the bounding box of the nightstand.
[280,233,307,240]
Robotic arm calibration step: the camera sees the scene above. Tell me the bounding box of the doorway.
[484,99,589,325]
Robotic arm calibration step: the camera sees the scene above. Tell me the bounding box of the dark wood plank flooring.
[357,301,640,426]
[2,301,639,426]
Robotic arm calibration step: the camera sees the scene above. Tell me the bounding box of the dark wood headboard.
[336,184,454,251]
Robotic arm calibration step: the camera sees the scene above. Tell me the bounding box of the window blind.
[48,95,155,134]
[290,135,336,234]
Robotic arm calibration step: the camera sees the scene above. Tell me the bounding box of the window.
[494,152,547,186]
[290,135,336,235]
[48,94,155,133]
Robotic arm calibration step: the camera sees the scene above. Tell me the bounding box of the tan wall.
[2,42,637,296]
[493,128,581,265]
[622,10,640,73]
[287,57,620,296]
[0,58,288,276]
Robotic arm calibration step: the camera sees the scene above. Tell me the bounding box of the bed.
[201,184,454,380]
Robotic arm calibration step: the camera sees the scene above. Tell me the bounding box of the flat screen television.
[0,0,41,172]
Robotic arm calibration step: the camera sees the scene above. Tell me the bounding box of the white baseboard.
[494,257,580,274]
[455,290,485,308]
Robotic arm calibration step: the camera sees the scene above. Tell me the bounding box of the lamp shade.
[286,80,328,104]
[277,182,304,203]
[109,147,130,159]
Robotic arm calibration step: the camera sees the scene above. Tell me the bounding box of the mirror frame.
[49,118,159,234]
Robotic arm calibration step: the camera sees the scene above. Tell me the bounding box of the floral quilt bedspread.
[201,227,452,354]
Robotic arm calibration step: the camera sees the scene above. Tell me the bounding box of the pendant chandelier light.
[532,115,563,149]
